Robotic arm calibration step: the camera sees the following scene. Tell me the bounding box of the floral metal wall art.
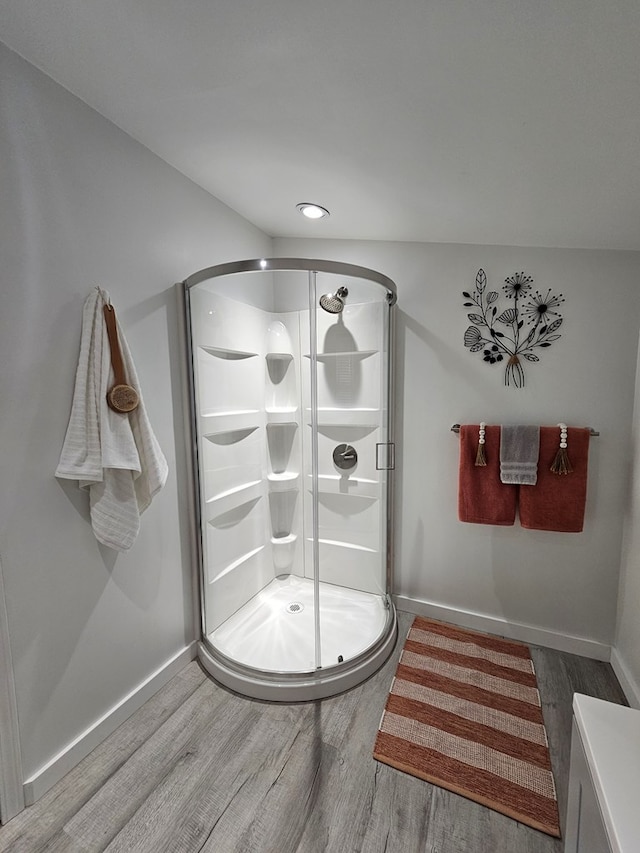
[463,269,565,388]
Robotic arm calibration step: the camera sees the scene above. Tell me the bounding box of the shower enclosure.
[179,258,397,700]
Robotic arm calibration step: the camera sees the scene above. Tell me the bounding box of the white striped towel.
[55,288,168,551]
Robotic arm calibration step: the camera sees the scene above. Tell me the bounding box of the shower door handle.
[376,442,395,470]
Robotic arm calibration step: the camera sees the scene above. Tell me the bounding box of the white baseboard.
[609,647,640,710]
[393,595,612,661]
[23,642,197,806]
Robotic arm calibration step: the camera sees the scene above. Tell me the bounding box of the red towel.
[519,427,590,532]
[458,425,517,525]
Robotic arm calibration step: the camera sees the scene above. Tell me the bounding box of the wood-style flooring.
[0,611,628,853]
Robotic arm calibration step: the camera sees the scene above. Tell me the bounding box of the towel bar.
[450,423,600,437]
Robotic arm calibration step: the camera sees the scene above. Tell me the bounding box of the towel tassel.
[475,422,487,466]
[550,423,573,475]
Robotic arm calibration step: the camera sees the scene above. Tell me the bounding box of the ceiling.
[2,0,640,250]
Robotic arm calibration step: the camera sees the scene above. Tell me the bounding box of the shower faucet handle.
[333,444,358,470]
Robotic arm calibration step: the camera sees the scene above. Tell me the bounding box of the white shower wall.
[191,289,300,631]
[189,284,389,641]
[301,300,388,596]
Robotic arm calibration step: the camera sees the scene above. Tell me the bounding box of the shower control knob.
[333,444,357,470]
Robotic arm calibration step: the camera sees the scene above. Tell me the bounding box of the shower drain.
[285,601,304,614]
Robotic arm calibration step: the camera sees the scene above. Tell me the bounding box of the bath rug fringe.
[373,617,560,838]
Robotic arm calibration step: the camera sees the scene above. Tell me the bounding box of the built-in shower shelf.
[265,352,294,386]
[200,345,258,360]
[306,538,377,553]
[271,533,297,571]
[306,408,380,427]
[266,406,299,424]
[317,424,378,440]
[201,410,261,435]
[271,533,297,545]
[304,350,377,361]
[202,408,260,418]
[265,352,294,361]
[203,426,259,445]
[267,472,300,491]
[209,545,265,583]
[317,474,377,485]
[206,480,263,516]
[208,492,262,531]
[308,474,379,498]
[309,491,378,509]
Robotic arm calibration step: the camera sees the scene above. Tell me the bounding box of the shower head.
[319,286,348,314]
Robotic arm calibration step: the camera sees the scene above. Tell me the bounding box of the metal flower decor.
[463,269,565,388]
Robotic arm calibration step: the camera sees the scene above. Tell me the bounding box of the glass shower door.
[303,271,392,670]
[183,258,396,700]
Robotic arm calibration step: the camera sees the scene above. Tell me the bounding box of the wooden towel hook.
[103,303,139,413]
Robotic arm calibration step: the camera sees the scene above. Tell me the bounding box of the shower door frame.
[0,558,24,823]
[179,258,398,701]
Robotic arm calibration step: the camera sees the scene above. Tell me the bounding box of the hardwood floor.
[0,612,627,853]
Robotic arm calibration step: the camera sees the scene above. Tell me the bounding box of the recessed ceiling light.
[296,202,330,220]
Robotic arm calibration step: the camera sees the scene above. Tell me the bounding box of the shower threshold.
[201,575,396,701]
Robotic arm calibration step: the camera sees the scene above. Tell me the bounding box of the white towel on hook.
[56,288,168,551]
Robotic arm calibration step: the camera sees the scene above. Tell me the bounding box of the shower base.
[199,575,397,701]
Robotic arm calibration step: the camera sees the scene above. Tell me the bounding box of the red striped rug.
[373,617,560,838]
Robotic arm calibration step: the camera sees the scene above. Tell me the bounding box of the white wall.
[0,42,271,791]
[276,237,640,660]
[615,332,640,707]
